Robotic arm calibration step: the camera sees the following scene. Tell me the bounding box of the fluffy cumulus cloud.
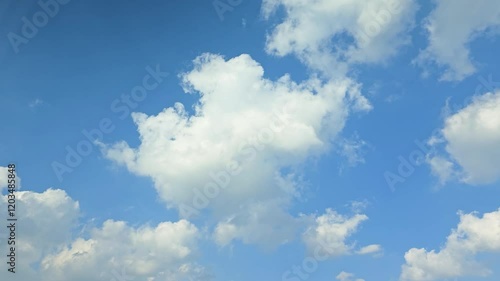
[101,53,372,248]
[262,0,417,75]
[0,189,79,280]
[302,209,376,258]
[426,91,500,185]
[336,271,365,281]
[0,170,207,281]
[415,0,500,81]
[41,219,206,281]
[401,208,500,281]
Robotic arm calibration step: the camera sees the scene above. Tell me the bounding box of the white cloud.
[415,0,500,81]
[337,134,369,169]
[0,166,21,190]
[0,189,80,280]
[336,271,365,281]
[41,219,206,281]
[101,53,371,248]
[427,91,500,185]
[401,208,500,281]
[29,98,44,108]
[426,155,455,185]
[348,200,369,214]
[213,200,299,249]
[356,244,383,256]
[262,0,417,76]
[302,209,369,258]
[0,184,207,281]
[0,166,8,189]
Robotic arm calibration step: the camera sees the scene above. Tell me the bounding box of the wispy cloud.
[28,98,44,109]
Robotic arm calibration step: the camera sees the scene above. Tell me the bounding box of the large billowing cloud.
[401,208,500,281]
[426,91,500,185]
[262,0,417,76]
[0,170,207,281]
[415,0,500,81]
[101,53,372,248]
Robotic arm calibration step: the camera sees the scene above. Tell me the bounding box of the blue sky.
[1,0,500,280]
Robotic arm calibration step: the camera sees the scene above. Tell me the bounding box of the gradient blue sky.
[1,1,500,281]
